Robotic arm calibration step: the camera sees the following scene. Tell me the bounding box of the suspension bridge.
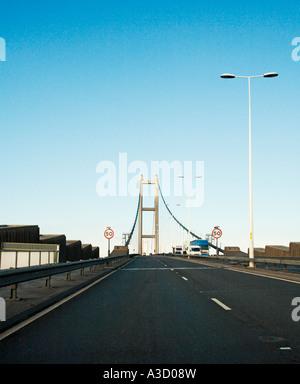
[1,176,300,365]
[124,175,223,255]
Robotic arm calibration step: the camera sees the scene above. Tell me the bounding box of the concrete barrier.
[224,246,248,257]
[40,234,67,263]
[1,226,101,264]
[0,225,40,244]
[81,244,92,260]
[92,247,100,259]
[110,246,129,257]
[66,240,82,262]
[254,248,265,256]
[265,245,290,257]
[290,242,300,257]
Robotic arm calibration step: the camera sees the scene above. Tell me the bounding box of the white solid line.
[0,261,132,342]
[123,267,213,271]
[211,298,231,311]
[123,267,170,271]
[182,276,188,281]
[227,267,300,285]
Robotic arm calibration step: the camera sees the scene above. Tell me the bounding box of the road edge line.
[0,258,134,342]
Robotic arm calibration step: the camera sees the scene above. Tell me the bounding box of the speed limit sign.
[104,228,114,240]
[212,228,222,239]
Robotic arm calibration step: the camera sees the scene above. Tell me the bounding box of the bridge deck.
[1,255,300,364]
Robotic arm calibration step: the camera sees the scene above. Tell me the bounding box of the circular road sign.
[212,228,222,239]
[104,228,114,240]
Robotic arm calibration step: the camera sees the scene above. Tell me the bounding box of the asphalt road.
[1,255,300,364]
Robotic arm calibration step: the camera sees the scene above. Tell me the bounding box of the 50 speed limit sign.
[212,228,222,239]
[104,228,114,240]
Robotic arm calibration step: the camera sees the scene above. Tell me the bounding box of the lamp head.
[263,72,278,78]
[220,73,236,79]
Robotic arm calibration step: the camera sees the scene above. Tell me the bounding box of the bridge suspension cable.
[125,195,140,247]
[125,177,223,253]
[158,180,223,253]
[157,181,202,241]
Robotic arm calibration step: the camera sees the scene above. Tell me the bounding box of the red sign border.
[104,228,114,239]
[212,228,222,239]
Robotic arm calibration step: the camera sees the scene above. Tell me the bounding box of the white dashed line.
[211,298,231,311]
[182,276,188,281]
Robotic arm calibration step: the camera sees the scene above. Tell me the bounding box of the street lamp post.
[221,72,278,267]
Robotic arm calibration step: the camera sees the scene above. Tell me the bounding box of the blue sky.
[0,0,299,255]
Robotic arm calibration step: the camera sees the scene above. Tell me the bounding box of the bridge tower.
[138,175,159,255]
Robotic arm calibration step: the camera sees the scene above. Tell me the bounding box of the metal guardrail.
[0,254,136,299]
[170,253,300,273]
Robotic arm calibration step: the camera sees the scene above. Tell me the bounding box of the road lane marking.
[192,258,300,285]
[123,268,170,270]
[227,268,300,285]
[211,298,231,311]
[172,267,214,270]
[182,276,188,281]
[123,267,214,271]
[0,259,134,342]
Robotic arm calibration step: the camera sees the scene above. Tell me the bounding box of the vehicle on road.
[190,240,209,256]
[172,246,183,255]
[189,246,201,256]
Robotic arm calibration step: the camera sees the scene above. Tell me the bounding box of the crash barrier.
[0,297,5,322]
[0,254,135,300]
[169,253,300,273]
